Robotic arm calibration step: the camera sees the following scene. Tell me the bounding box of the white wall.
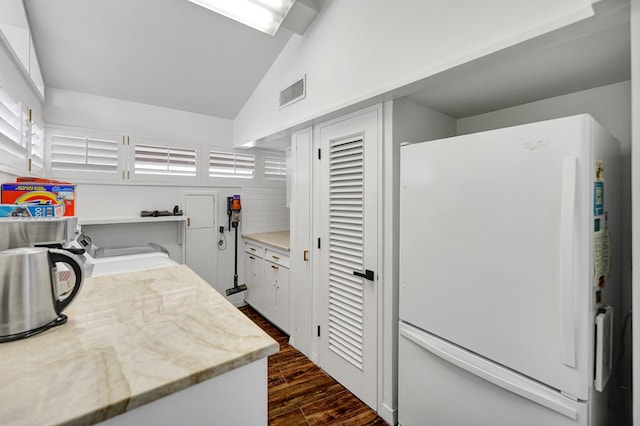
[241,187,289,234]
[45,88,233,145]
[393,98,457,144]
[234,0,595,146]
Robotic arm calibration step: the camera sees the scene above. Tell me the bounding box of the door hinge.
[317,238,321,249]
[318,148,321,160]
[317,325,321,337]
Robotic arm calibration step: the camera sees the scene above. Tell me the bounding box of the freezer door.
[399,115,597,399]
[398,322,588,426]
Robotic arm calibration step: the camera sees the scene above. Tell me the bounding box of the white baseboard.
[380,402,397,425]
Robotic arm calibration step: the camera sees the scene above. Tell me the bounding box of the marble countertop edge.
[242,230,290,252]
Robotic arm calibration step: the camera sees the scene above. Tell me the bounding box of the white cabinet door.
[266,261,290,333]
[244,251,264,311]
[185,193,216,287]
[316,107,380,410]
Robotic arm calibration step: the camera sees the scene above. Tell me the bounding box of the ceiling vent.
[279,75,306,108]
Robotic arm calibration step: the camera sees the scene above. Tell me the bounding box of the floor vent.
[279,75,306,108]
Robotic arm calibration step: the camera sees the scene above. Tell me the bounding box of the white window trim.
[29,118,45,175]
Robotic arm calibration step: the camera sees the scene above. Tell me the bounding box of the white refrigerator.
[398,115,620,426]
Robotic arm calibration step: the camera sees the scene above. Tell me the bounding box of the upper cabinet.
[0,0,45,99]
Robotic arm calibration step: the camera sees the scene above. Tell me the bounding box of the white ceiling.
[23,0,631,130]
[23,0,295,119]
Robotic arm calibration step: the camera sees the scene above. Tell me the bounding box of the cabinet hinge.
[317,238,321,249]
[318,148,321,160]
[317,325,321,337]
[28,158,32,171]
[28,109,32,122]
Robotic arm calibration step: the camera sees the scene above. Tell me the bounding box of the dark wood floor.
[239,305,388,426]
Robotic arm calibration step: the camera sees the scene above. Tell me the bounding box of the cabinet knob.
[249,256,255,260]
[250,247,256,251]
[271,265,279,270]
[272,255,280,260]
[303,250,309,261]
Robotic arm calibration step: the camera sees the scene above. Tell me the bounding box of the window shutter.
[51,134,119,173]
[264,155,287,179]
[209,150,255,178]
[134,144,197,176]
[0,87,27,160]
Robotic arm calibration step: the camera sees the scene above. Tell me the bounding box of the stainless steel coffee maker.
[0,217,84,342]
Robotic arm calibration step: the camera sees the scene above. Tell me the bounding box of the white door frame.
[290,127,314,358]
[312,103,384,412]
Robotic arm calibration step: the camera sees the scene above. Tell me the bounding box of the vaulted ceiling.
[24,0,296,119]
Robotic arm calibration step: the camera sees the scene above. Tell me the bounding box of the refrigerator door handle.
[559,156,577,368]
[399,322,580,420]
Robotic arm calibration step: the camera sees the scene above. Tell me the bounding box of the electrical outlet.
[219,226,224,233]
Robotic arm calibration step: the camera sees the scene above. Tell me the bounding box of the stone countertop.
[0,265,278,426]
[242,230,290,252]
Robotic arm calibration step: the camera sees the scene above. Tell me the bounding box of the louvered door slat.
[327,136,365,371]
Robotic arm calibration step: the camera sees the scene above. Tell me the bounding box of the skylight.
[186,0,296,36]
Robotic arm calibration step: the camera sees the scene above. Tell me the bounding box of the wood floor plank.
[301,390,372,425]
[269,374,345,418]
[239,304,388,426]
[269,408,310,426]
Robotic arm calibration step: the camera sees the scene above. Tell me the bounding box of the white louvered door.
[317,108,379,410]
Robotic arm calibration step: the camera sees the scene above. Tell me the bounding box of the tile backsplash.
[241,187,289,234]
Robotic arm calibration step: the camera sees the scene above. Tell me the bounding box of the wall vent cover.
[279,75,306,108]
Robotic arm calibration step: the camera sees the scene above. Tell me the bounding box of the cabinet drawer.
[265,249,289,268]
[244,243,263,257]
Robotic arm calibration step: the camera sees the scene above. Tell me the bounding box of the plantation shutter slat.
[264,155,287,179]
[134,144,197,176]
[209,150,255,178]
[327,137,365,371]
[51,135,119,173]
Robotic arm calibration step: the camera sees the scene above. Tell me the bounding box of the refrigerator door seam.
[399,322,581,420]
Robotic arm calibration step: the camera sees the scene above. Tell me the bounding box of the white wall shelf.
[78,216,187,225]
